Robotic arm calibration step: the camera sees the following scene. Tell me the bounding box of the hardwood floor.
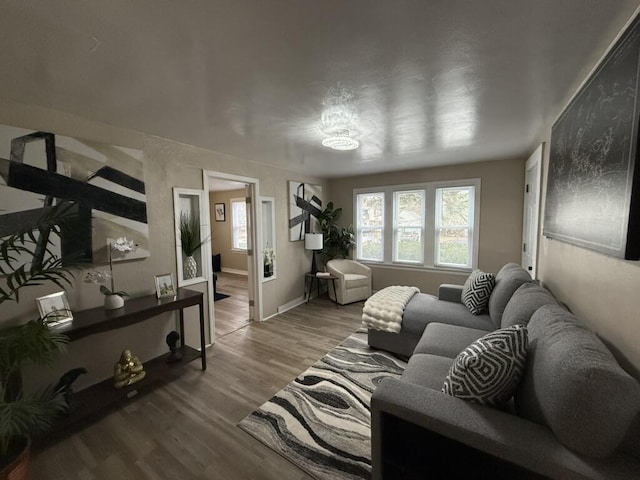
[214,272,250,338]
[31,295,365,480]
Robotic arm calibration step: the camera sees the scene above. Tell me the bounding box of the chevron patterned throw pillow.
[462,270,495,314]
[442,325,528,407]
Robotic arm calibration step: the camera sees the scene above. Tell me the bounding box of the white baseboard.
[278,295,305,314]
[221,268,248,276]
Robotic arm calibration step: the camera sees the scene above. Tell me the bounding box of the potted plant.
[0,202,85,479]
[318,202,356,260]
[178,212,206,280]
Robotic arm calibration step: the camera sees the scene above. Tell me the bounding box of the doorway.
[203,171,261,342]
[522,143,543,279]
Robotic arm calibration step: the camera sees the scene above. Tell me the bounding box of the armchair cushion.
[326,259,372,305]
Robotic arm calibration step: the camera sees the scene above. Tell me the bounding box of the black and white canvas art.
[288,181,322,241]
[544,16,640,260]
[0,125,150,266]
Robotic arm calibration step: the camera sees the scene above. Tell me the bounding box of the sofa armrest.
[438,284,463,303]
[371,378,639,480]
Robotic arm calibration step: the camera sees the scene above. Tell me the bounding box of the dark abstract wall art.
[544,16,640,260]
[288,181,322,241]
[0,125,150,267]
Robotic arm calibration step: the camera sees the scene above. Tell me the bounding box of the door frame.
[202,170,262,344]
[522,143,543,279]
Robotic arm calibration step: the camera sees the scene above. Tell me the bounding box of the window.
[393,190,425,263]
[354,180,479,270]
[356,192,384,261]
[435,186,474,268]
[231,198,247,250]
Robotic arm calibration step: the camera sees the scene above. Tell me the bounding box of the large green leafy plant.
[318,202,356,260]
[0,202,85,467]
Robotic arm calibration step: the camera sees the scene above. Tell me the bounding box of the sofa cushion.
[414,323,490,358]
[343,273,369,289]
[402,353,453,390]
[404,294,495,332]
[501,282,559,328]
[515,305,640,458]
[442,325,528,407]
[488,263,532,328]
[462,270,496,314]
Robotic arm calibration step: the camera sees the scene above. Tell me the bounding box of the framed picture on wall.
[35,291,73,325]
[214,203,225,222]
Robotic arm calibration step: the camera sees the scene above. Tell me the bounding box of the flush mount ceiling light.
[320,83,363,151]
[321,134,360,150]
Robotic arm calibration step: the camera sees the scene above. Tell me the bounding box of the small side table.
[304,272,339,308]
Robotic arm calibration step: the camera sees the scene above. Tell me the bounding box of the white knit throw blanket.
[362,286,420,333]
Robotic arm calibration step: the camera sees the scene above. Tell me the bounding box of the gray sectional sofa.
[369,264,640,479]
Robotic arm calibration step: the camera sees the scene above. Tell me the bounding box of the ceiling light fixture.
[321,134,360,151]
[320,83,362,151]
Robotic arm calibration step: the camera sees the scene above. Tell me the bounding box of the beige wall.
[209,189,248,273]
[0,98,326,389]
[328,157,526,295]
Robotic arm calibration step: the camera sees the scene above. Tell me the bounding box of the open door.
[522,143,543,279]
[245,183,256,321]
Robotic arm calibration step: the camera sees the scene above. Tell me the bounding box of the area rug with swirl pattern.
[237,328,406,480]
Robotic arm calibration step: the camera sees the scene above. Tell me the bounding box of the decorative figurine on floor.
[55,367,88,410]
[166,330,182,363]
[113,349,146,389]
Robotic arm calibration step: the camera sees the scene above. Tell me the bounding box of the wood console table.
[43,288,206,445]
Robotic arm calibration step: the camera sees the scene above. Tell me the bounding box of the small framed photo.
[155,273,177,298]
[35,291,73,325]
[214,203,225,222]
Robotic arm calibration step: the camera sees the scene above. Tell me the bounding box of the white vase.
[185,255,197,279]
[104,294,125,310]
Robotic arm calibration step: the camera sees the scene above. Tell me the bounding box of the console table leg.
[199,300,206,370]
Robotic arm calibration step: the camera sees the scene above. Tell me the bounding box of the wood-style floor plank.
[214,272,251,338]
[31,293,365,480]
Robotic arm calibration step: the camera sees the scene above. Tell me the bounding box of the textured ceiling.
[1,1,639,177]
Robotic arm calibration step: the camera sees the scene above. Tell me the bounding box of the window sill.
[356,261,472,276]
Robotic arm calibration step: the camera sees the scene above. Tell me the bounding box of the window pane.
[360,228,383,261]
[394,190,424,263]
[359,193,383,226]
[357,193,384,261]
[436,187,473,267]
[232,199,247,250]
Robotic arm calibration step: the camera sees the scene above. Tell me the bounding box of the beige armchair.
[326,259,372,305]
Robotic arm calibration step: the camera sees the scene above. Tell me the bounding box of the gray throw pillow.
[515,305,640,458]
[442,325,528,407]
[461,270,495,315]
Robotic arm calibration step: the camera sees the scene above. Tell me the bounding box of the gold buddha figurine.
[113,349,146,389]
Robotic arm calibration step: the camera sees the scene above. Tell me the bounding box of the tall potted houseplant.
[0,202,85,479]
[318,202,356,260]
[178,212,206,280]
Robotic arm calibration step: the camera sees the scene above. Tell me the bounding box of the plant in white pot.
[0,202,85,479]
[84,237,136,310]
[178,212,206,280]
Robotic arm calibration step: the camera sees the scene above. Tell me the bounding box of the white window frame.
[392,190,425,264]
[355,191,385,262]
[353,179,480,271]
[434,185,475,269]
[231,197,247,251]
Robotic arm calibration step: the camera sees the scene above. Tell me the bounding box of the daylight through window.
[231,198,247,250]
[354,180,479,269]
